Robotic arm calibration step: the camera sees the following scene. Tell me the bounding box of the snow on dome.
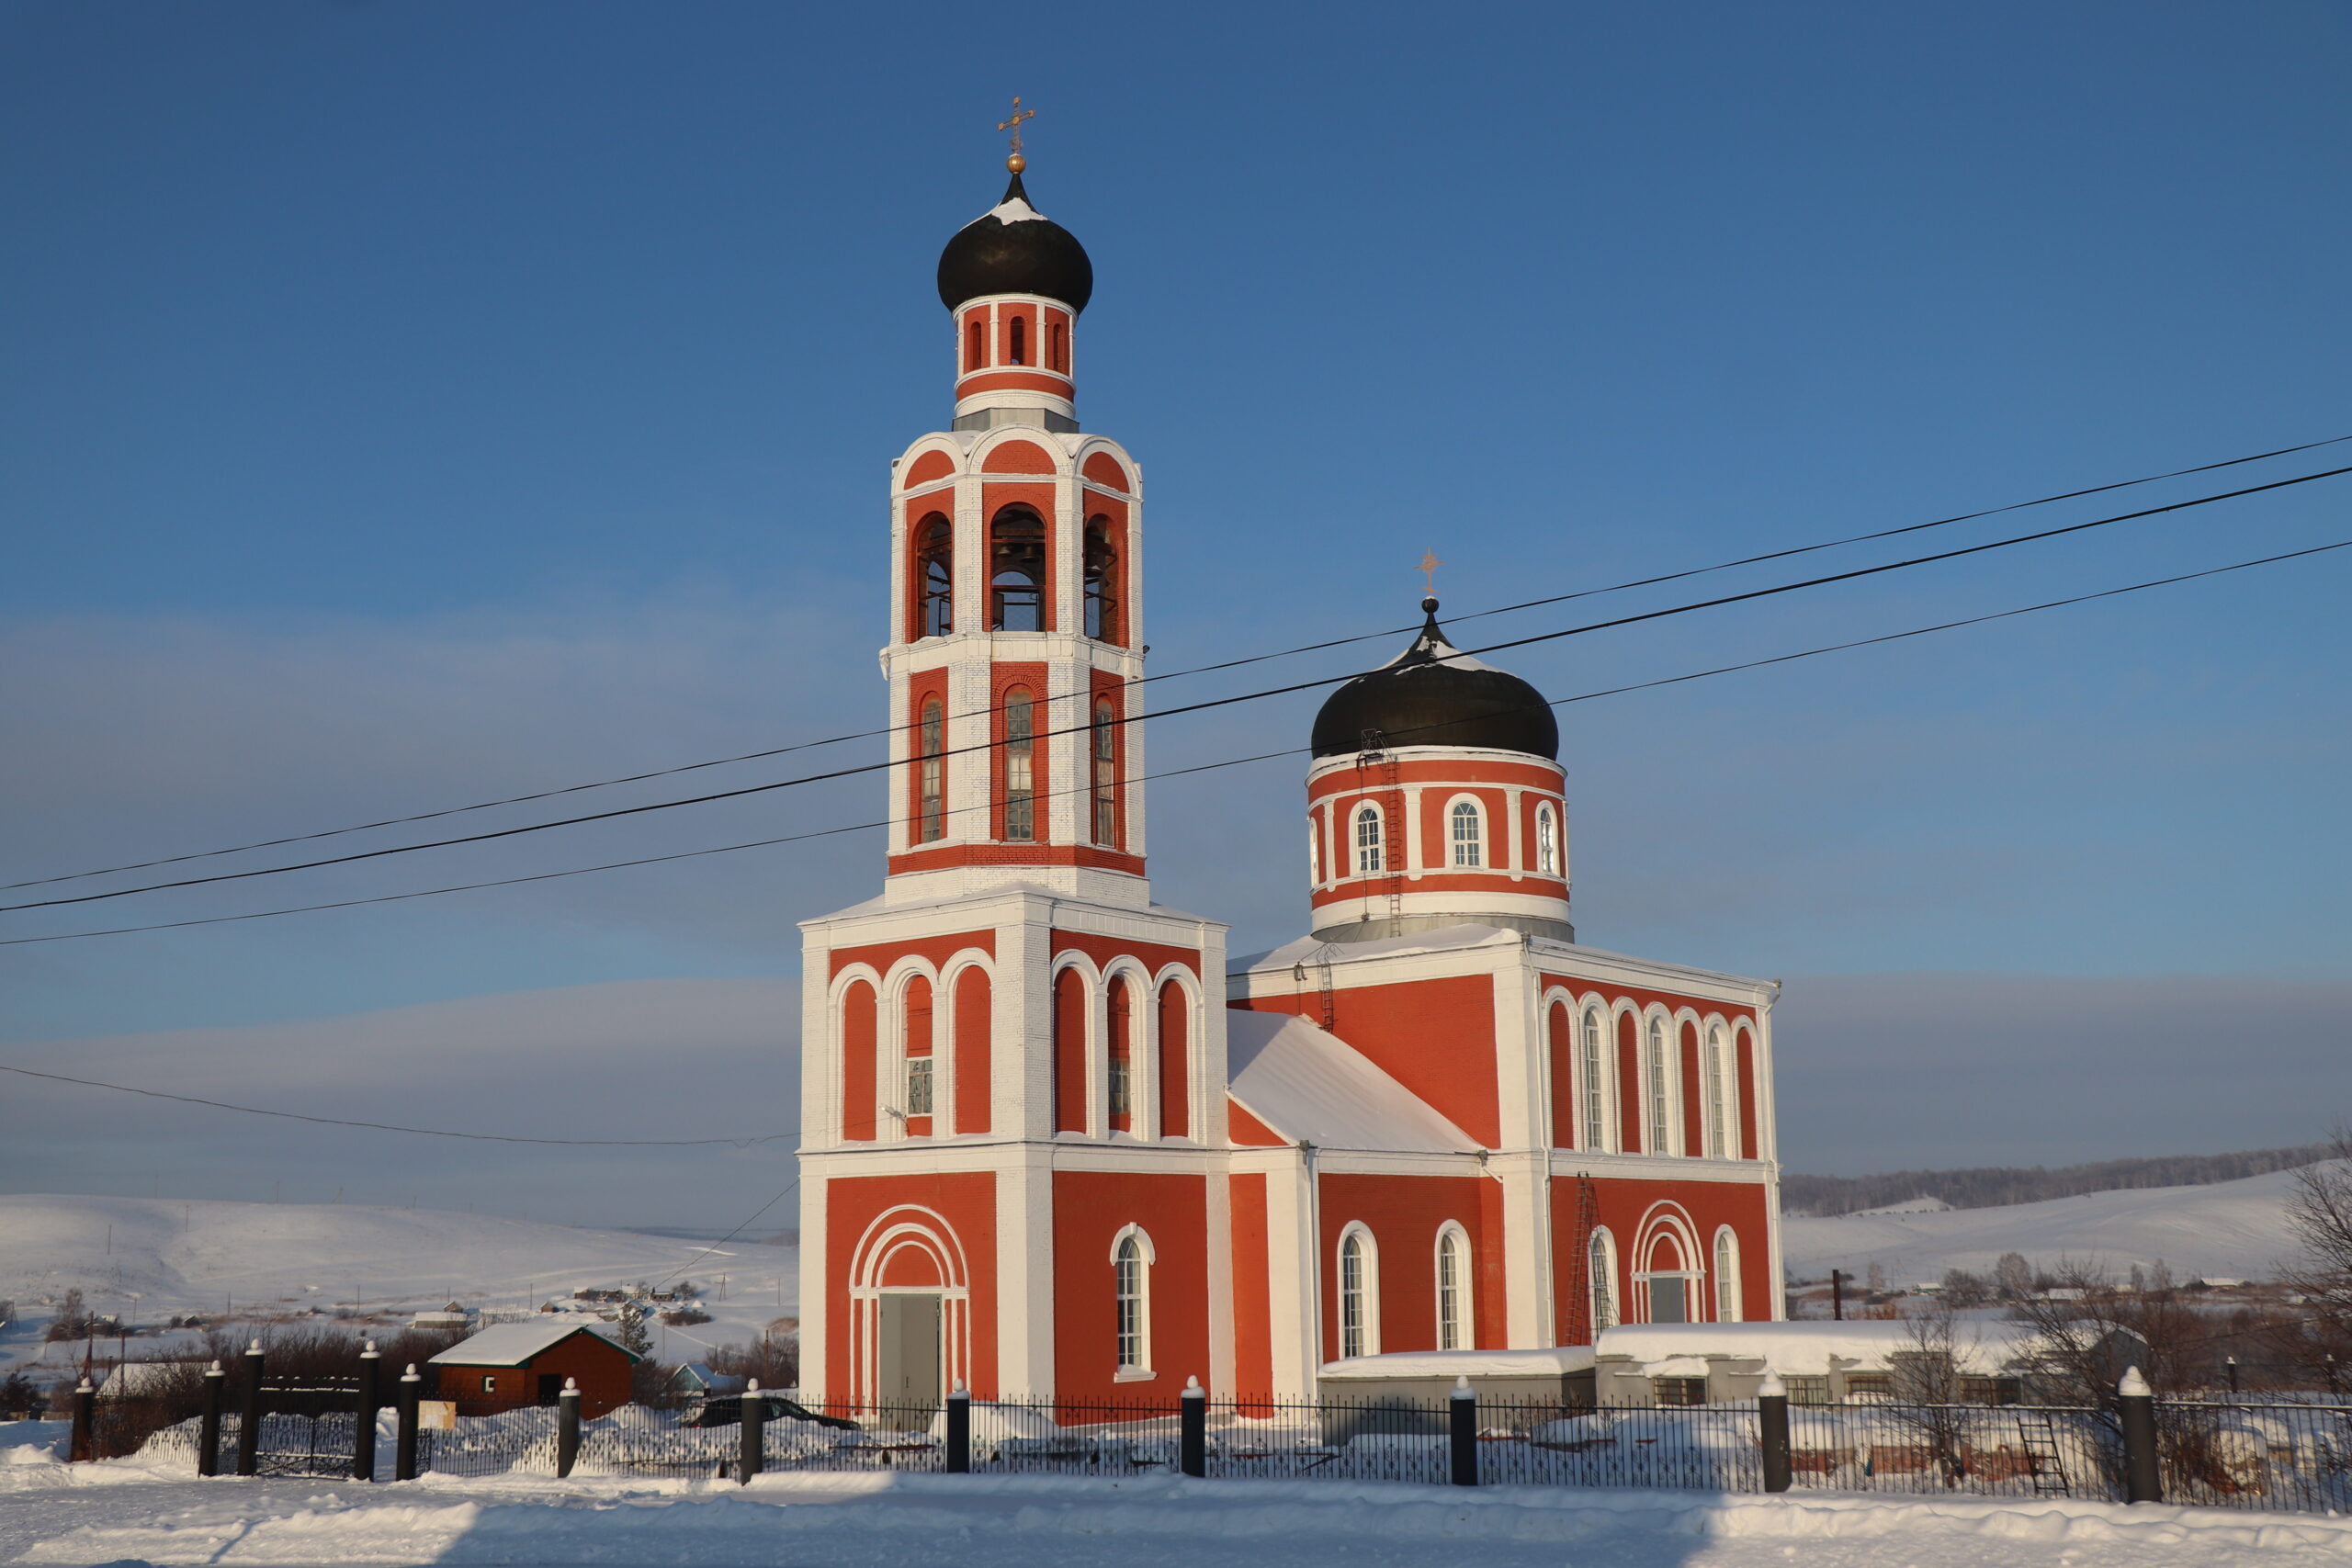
[985,196,1046,225]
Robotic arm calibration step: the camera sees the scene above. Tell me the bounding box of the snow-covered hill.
[1781,1166,2309,1284]
[0,1194,797,1371]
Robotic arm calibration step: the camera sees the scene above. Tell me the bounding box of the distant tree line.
[1782,1144,2330,1217]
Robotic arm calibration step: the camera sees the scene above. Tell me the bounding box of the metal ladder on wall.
[1355,731,1408,924]
[1566,1175,1601,1344]
[2014,1411,2071,1495]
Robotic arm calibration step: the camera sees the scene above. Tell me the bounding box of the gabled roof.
[1226,1010,1478,1154]
[428,1320,639,1368]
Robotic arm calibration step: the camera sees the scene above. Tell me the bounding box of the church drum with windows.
[796,155,1784,1418]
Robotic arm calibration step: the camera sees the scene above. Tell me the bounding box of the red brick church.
[797,149,1784,1414]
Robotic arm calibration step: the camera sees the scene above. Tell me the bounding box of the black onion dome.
[936,170,1095,313]
[1310,599,1559,761]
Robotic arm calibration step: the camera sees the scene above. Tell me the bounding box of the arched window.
[1082,517,1120,642]
[1008,313,1027,366]
[1713,1228,1742,1323]
[903,976,934,1123]
[989,509,1046,631]
[1704,1025,1729,1159]
[1113,1227,1152,1373]
[917,697,945,843]
[1535,803,1559,876]
[1353,805,1385,874]
[1091,699,1118,847]
[966,317,985,372]
[1588,1229,1617,1334]
[916,516,953,637]
[1450,799,1484,867]
[1307,817,1324,885]
[1435,1224,1472,1351]
[1581,1007,1608,1151]
[1048,320,1066,372]
[1338,1225,1378,1358]
[1645,1018,1673,1155]
[1156,980,1190,1140]
[1106,976,1134,1128]
[1002,687,1036,841]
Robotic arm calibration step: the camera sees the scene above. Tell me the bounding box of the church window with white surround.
[1113,1227,1152,1375]
[905,1055,933,1117]
[918,698,946,843]
[1645,1018,1672,1155]
[1339,1224,1378,1358]
[1450,798,1484,867]
[1705,1025,1730,1159]
[1435,1224,1472,1351]
[1307,816,1324,885]
[1353,805,1385,875]
[1003,688,1036,841]
[1581,1007,1609,1150]
[1713,1228,1742,1323]
[1535,802,1559,875]
[1589,1229,1618,1334]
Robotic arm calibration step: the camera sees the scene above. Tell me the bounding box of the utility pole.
[1831,1269,1846,1321]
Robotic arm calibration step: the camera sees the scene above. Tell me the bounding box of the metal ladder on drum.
[2015,1411,2071,1495]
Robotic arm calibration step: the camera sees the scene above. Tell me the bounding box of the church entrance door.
[876,1292,943,1427]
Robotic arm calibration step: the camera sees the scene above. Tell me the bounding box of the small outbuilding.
[428,1321,640,1418]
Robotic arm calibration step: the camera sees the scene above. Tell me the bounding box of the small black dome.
[1311,600,1559,761]
[937,170,1094,313]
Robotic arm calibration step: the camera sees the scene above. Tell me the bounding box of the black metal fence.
[118,1369,2352,1516]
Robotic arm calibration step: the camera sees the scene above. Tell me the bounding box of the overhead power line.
[0,1062,792,1146]
[6,459,2346,918]
[11,431,2344,898]
[6,533,2341,949]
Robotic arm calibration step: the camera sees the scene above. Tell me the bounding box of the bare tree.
[1887,1299,1973,1484]
[1993,1253,2034,1302]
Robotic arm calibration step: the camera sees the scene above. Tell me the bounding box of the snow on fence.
[121,1393,2352,1513]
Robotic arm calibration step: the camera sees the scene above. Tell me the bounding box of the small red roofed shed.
[427,1321,640,1418]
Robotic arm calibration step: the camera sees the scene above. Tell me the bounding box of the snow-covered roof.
[1595,1320,2047,1375]
[1236,926,1518,974]
[1226,1010,1477,1154]
[429,1320,637,1368]
[1321,1347,1595,1380]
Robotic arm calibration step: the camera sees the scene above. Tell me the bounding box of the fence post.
[1180,1376,1206,1478]
[353,1340,379,1482]
[556,1377,581,1479]
[739,1378,764,1485]
[394,1363,421,1482]
[944,1382,970,1473]
[70,1377,95,1462]
[235,1341,265,1477]
[2224,1356,2239,1394]
[1449,1375,1477,1487]
[198,1361,224,1477]
[2118,1366,2161,1504]
[1757,1370,1792,1494]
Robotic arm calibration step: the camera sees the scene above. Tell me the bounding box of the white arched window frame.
[1713,1227,1742,1323]
[1352,804,1385,876]
[1447,796,1485,868]
[1534,801,1560,876]
[1588,1227,1618,1335]
[1580,1006,1609,1152]
[1307,812,1324,886]
[1434,1223,1473,1351]
[1645,1016,1674,1156]
[1338,1223,1380,1359]
[1704,1024,1730,1159]
[1110,1224,1155,1378]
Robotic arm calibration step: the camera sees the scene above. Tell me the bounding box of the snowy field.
[0,1195,796,1372]
[1783,1168,2301,1285]
[3,1444,2348,1568]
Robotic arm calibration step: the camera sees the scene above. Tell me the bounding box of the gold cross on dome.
[1418,550,1444,595]
[998,96,1035,158]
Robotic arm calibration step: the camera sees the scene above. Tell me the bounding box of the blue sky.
[3,1,2347,1222]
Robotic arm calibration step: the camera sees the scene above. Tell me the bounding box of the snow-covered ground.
[0,1195,796,1373]
[1782,1168,2303,1285]
[2,1438,2346,1568]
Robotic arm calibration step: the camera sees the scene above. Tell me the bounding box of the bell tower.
[880,155,1148,909]
[797,143,1233,1416]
